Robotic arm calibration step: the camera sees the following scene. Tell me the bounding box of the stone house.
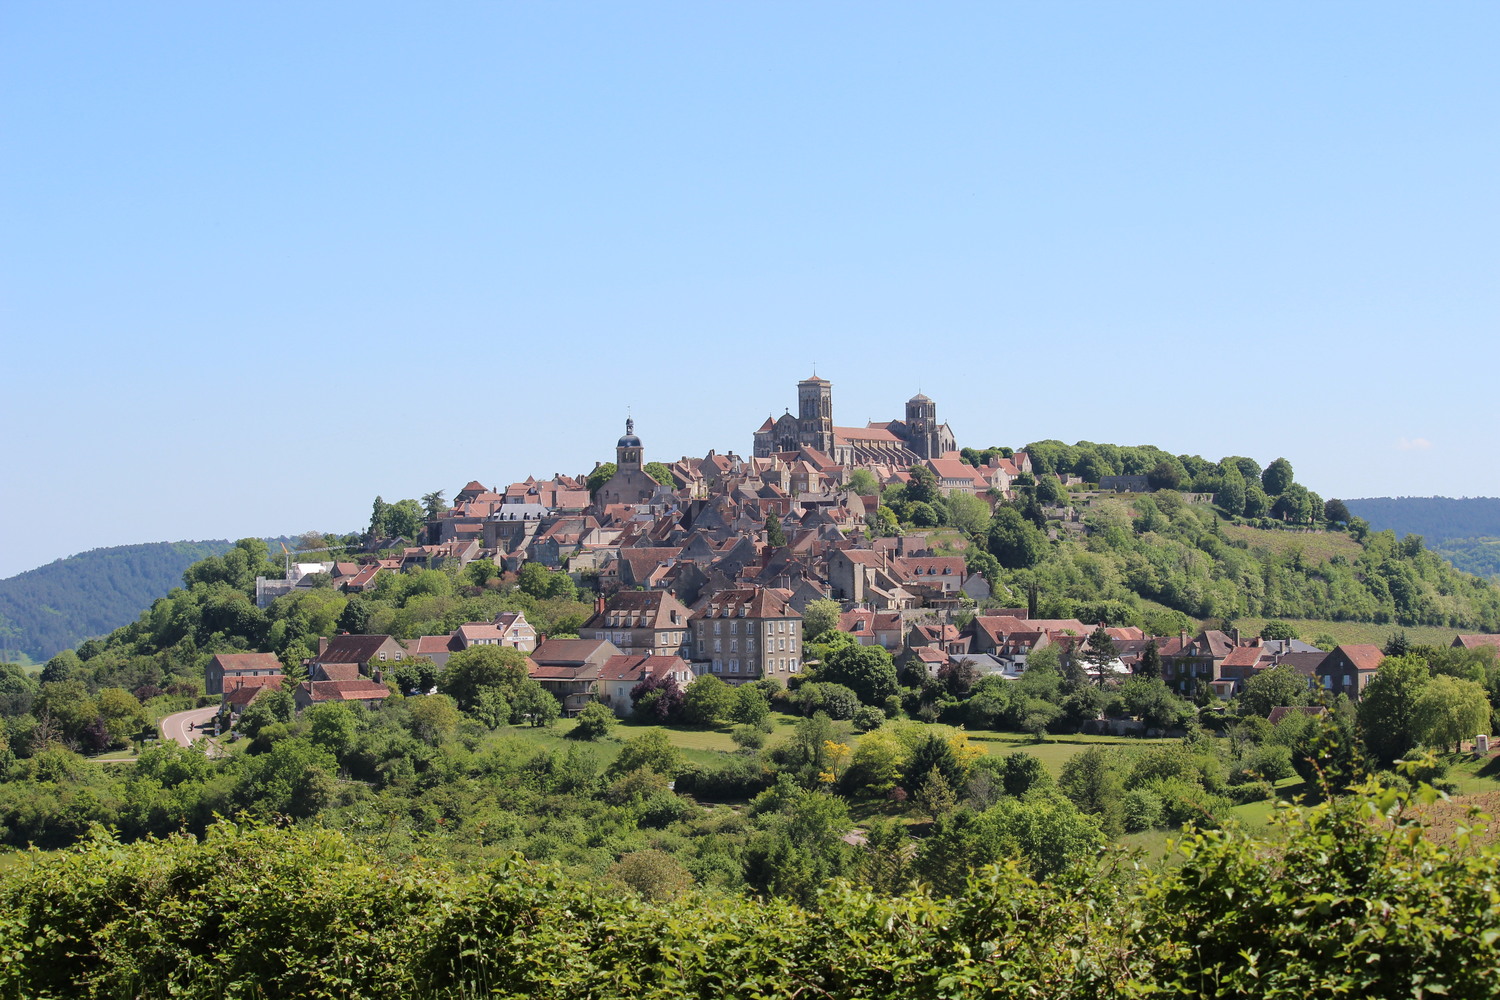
[206,652,283,696]
[689,586,803,684]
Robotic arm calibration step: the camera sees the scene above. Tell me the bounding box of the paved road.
[160,706,220,747]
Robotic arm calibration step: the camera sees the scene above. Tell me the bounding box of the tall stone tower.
[616,417,643,473]
[906,393,937,458]
[797,375,835,455]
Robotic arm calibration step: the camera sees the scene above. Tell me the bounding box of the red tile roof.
[210,653,283,678]
[299,680,391,704]
[1334,644,1386,672]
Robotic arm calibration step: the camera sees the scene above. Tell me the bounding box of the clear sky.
[2,2,1496,579]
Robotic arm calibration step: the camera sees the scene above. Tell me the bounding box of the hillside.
[0,540,235,662]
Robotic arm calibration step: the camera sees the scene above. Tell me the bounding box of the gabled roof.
[299,679,391,704]
[411,634,461,655]
[1221,646,1266,669]
[313,663,362,682]
[1453,634,1500,650]
[597,654,688,684]
[1332,644,1386,672]
[1278,651,1330,676]
[316,635,402,665]
[532,638,618,667]
[210,652,283,673]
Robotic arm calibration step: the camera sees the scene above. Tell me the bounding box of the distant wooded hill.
[1345,497,1500,582]
[0,541,236,663]
[1345,497,1500,543]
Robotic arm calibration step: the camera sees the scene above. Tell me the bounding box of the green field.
[1221,523,1363,564]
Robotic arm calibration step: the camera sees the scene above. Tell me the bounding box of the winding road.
[159,706,220,748]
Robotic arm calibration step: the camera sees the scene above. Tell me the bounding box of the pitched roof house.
[206,652,283,696]
[1316,644,1386,700]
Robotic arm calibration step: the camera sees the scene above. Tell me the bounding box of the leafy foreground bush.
[2,779,1498,999]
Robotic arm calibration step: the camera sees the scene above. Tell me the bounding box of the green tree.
[1357,654,1431,766]
[732,685,771,727]
[512,681,559,727]
[1242,482,1271,518]
[988,507,1047,569]
[570,701,616,741]
[586,463,616,497]
[765,516,787,548]
[421,490,447,520]
[682,674,735,726]
[906,465,941,507]
[1136,639,1162,680]
[609,729,683,778]
[385,499,424,540]
[1034,475,1066,505]
[1058,746,1125,836]
[820,643,899,706]
[1146,460,1182,491]
[437,645,531,711]
[1083,626,1119,688]
[801,598,841,642]
[406,693,461,744]
[305,701,359,758]
[643,462,675,487]
[1324,498,1352,524]
[846,468,879,495]
[946,492,991,536]
[1413,675,1491,753]
[1239,662,1310,718]
[1260,621,1299,641]
[1215,467,1246,516]
[368,496,391,537]
[1261,457,1295,496]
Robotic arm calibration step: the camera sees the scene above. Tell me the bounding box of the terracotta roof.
[210,653,283,673]
[597,654,687,683]
[833,425,903,443]
[314,663,362,682]
[1454,634,1500,650]
[532,638,616,666]
[1334,644,1386,672]
[411,634,460,655]
[317,635,402,664]
[1221,646,1266,668]
[299,679,391,703]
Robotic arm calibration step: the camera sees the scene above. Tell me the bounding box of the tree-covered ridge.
[0,540,235,662]
[1431,537,1500,581]
[891,443,1500,632]
[1346,496,1500,543]
[4,775,1498,999]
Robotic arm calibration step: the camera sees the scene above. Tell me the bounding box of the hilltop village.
[226,374,1492,723]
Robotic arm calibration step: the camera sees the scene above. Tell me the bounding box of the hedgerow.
[2,774,1496,999]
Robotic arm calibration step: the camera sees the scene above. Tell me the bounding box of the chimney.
[595,594,606,615]
[1232,628,1241,645]
[318,637,329,657]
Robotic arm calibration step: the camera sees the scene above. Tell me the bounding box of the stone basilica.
[752,375,956,468]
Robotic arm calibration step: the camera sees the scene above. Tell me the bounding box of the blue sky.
[2,2,1496,578]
